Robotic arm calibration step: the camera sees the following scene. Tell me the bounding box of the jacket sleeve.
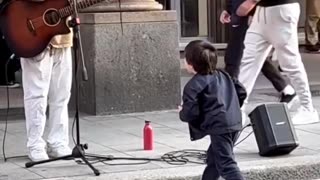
[179,87,200,123]
[232,78,247,107]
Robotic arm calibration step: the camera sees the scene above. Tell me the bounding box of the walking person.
[221,0,296,104]
[179,40,246,180]
[238,0,319,125]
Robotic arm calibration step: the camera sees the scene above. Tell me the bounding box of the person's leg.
[202,142,220,180]
[21,49,53,161]
[47,47,73,157]
[305,16,320,51]
[0,35,12,85]
[269,3,319,125]
[0,55,8,85]
[210,133,244,180]
[239,9,272,98]
[224,15,249,78]
[7,59,17,83]
[0,57,21,88]
[261,60,288,93]
[305,0,320,51]
[261,59,297,103]
[238,7,272,126]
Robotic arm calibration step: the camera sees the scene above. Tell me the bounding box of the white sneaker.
[291,107,320,125]
[47,145,72,158]
[28,148,49,162]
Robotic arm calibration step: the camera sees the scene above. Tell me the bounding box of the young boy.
[179,40,246,180]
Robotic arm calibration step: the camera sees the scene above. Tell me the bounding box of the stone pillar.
[81,0,163,12]
[77,1,181,115]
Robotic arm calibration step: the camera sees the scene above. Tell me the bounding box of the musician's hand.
[178,105,183,112]
[220,10,231,24]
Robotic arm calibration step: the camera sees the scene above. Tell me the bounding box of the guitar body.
[0,0,71,58]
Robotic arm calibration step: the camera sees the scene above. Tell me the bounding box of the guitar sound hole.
[44,9,61,26]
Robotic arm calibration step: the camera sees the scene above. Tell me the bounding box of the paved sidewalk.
[1,93,320,180]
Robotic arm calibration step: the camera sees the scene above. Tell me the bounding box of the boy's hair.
[185,40,218,75]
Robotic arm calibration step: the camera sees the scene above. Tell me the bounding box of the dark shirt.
[258,0,298,7]
[179,70,246,141]
[226,0,298,17]
[226,0,244,14]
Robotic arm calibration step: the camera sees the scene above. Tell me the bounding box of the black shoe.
[280,93,296,103]
[0,82,20,88]
[305,45,320,52]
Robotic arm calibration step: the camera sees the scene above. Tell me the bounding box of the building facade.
[157,0,306,47]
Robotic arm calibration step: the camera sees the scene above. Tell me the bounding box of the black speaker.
[249,103,299,156]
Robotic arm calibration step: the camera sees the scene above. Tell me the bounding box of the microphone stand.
[24,0,100,176]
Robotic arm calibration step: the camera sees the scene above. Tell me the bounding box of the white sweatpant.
[21,47,72,150]
[239,3,314,111]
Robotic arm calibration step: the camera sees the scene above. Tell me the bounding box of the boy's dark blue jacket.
[179,70,246,141]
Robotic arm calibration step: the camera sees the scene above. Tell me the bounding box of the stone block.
[76,11,180,115]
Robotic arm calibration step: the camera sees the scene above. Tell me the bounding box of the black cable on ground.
[75,124,253,166]
[78,149,207,166]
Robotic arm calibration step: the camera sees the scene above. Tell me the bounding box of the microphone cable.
[234,123,253,147]
[75,125,252,166]
[2,54,14,161]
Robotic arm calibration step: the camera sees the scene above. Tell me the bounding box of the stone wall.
[77,11,181,115]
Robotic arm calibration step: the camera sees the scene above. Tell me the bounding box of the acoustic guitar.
[236,0,260,17]
[0,0,111,58]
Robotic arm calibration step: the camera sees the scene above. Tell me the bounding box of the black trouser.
[224,15,287,92]
[0,35,20,84]
[202,132,244,180]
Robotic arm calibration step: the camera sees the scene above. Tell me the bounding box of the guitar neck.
[59,0,111,18]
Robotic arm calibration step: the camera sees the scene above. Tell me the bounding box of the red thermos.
[143,121,153,150]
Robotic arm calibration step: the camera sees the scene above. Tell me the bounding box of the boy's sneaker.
[47,145,72,158]
[28,148,49,162]
[291,107,320,125]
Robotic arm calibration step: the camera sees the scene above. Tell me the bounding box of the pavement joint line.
[44,154,320,180]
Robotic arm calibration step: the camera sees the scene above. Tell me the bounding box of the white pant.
[21,47,72,150]
[239,3,314,111]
